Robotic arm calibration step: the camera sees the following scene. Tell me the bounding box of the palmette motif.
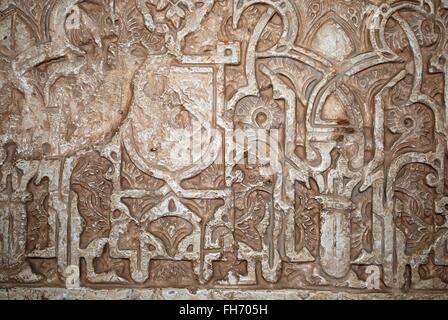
[1,0,448,297]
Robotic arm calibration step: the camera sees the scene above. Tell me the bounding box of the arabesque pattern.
[1,0,448,298]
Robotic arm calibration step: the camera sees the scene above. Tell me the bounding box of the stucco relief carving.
[1,0,448,297]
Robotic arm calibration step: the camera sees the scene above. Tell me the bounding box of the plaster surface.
[1,0,448,300]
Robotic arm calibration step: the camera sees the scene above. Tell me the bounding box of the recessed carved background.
[1,0,448,299]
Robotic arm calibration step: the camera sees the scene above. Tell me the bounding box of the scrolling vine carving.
[1,0,448,296]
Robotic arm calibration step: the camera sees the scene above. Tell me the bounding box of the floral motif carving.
[1,0,448,298]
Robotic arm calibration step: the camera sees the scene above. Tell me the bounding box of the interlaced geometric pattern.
[1,0,448,299]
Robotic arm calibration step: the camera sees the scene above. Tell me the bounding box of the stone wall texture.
[1,0,448,300]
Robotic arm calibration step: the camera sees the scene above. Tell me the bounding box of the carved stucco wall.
[1,0,448,300]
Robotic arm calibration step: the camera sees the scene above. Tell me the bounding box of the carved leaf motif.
[71,152,113,249]
[385,23,408,52]
[181,163,225,190]
[351,190,374,260]
[234,191,267,252]
[148,216,193,257]
[394,194,435,256]
[122,197,161,221]
[182,198,224,222]
[394,164,446,256]
[298,198,320,257]
[295,180,320,258]
[386,104,433,157]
